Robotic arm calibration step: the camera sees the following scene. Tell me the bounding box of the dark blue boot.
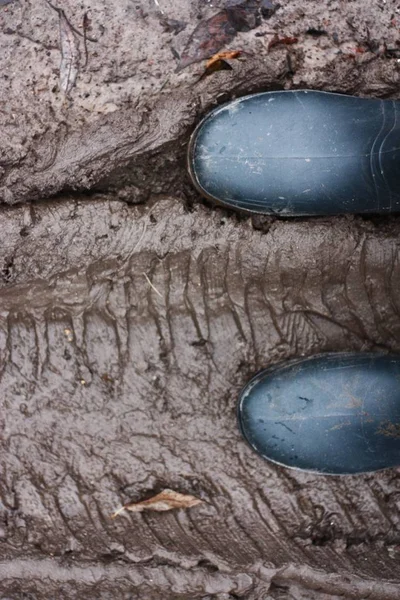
[188,91,400,216]
[238,353,400,474]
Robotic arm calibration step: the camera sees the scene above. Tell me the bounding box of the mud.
[1,0,400,599]
[2,0,400,205]
[1,198,400,598]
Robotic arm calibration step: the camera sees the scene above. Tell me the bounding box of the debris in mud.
[153,0,164,14]
[268,34,298,51]
[306,28,328,37]
[82,12,91,67]
[260,0,280,20]
[0,0,14,5]
[199,58,233,79]
[58,11,80,95]
[111,489,203,518]
[225,0,260,31]
[384,41,400,58]
[46,1,81,95]
[161,17,187,35]
[206,49,242,68]
[45,1,98,94]
[176,0,259,71]
[143,272,162,297]
[199,49,242,79]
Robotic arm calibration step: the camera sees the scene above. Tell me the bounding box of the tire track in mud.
[1,558,400,599]
[1,198,400,597]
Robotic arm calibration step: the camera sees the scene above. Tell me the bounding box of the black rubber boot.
[188,90,400,216]
[237,353,400,474]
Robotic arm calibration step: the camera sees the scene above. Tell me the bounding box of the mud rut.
[1,1,400,599]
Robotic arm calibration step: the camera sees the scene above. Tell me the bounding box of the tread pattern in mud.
[1,199,400,598]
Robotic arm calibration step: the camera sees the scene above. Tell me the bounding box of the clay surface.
[1,0,400,598]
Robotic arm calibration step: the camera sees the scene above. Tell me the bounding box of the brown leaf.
[205,49,242,69]
[197,50,242,82]
[177,11,236,71]
[198,59,233,82]
[176,1,259,71]
[111,489,203,518]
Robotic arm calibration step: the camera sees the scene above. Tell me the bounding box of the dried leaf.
[112,489,203,518]
[199,59,233,81]
[177,11,235,71]
[177,1,259,71]
[197,50,241,81]
[205,49,242,69]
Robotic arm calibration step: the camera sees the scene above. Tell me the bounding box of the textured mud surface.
[2,199,400,599]
[2,0,400,205]
[1,0,400,599]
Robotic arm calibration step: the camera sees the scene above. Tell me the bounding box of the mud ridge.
[0,197,400,600]
[2,559,400,599]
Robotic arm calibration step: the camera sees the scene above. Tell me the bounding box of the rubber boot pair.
[188,91,400,474]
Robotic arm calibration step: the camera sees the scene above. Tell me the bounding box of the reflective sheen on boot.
[188,91,400,216]
[238,353,400,474]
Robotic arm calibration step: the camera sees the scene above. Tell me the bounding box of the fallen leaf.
[197,50,242,81]
[205,49,242,69]
[112,489,203,518]
[177,11,236,71]
[176,1,259,71]
[198,59,233,81]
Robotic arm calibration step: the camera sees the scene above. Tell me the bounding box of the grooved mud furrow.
[41,312,79,399]
[84,310,121,389]
[0,558,255,599]
[6,313,38,397]
[362,237,400,345]
[2,198,400,597]
[199,247,248,399]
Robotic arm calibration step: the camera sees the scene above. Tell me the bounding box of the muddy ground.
[1,0,400,598]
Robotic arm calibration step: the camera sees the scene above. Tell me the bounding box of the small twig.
[159,76,170,91]
[111,505,126,519]
[45,0,98,43]
[153,0,164,14]
[82,12,89,67]
[143,273,162,297]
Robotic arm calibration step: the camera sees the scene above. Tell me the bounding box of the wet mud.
[1,0,400,598]
[1,199,400,598]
